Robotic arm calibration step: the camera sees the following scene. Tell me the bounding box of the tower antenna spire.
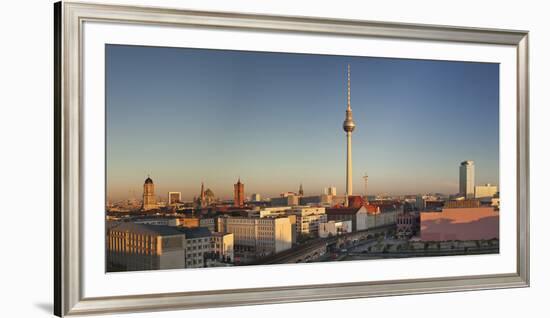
[347,64,351,110]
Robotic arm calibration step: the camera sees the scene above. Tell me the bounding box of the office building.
[300,195,323,206]
[199,218,216,232]
[180,227,212,268]
[288,206,327,235]
[475,183,498,198]
[270,194,300,207]
[211,232,235,264]
[319,220,352,238]
[133,217,180,227]
[217,216,292,257]
[258,206,291,217]
[258,207,297,244]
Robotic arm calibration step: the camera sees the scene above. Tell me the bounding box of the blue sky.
[106,44,499,201]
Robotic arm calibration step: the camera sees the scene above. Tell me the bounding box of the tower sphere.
[343,115,356,132]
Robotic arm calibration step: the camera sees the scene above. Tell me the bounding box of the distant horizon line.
[107,188,498,202]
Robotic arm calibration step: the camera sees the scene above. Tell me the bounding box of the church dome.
[205,188,215,198]
[144,177,153,184]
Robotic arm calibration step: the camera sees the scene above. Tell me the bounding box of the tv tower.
[342,65,356,206]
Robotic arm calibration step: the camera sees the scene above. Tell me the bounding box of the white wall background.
[0,0,547,317]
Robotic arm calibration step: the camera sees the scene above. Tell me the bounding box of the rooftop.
[326,207,363,215]
[107,221,183,236]
[211,232,232,237]
[178,227,212,239]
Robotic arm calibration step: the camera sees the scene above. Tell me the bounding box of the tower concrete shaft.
[346,132,353,197]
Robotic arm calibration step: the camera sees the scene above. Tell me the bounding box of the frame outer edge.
[62,1,83,316]
[517,34,530,285]
[53,2,63,317]
[57,1,530,315]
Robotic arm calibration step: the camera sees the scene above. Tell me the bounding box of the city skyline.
[106,44,499,201]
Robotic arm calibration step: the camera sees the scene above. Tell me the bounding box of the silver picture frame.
[54,1,529,316]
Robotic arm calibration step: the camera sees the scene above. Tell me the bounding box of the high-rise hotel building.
[459,160,475,199]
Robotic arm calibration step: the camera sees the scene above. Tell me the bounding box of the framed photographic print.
[54,1,529,316]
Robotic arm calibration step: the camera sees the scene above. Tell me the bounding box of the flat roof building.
[106,222,186,271]
[179,227,211,268]
[319,220,352,238]
[287,206,327,235]
[211,232,235,265]
[475,184,498,199]
[217,216,292,258]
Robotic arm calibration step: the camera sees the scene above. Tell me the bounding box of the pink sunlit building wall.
[420,207,499,241]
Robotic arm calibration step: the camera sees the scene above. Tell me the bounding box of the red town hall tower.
[233,178,245,207]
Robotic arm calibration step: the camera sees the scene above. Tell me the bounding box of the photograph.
[1,0,542,317]
[105,44,500,272]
